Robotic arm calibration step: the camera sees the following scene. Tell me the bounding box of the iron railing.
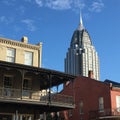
[89,108,120,119]
[0,87,74,106]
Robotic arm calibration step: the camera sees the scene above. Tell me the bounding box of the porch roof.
[0,60,76,90]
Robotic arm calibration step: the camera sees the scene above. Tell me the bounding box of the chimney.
[88,70,94,79]
[21,36,28,43]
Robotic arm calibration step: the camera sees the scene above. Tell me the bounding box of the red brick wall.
[61,76,112,120]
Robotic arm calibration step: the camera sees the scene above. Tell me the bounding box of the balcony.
[89,108,120,120]
[0,87,74,108]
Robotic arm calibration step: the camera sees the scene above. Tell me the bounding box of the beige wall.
[0,37,42,67]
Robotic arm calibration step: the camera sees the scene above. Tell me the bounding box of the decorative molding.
[0,37,42,50]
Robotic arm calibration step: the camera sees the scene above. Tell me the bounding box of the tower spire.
[78,11,84,30]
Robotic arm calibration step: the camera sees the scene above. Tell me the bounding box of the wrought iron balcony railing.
[89,108,120,119]
[0,87,74,107]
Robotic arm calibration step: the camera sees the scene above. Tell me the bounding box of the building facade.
[0,36,42,67]
[0,61,75,120]
[64,15,100,80]
[61,76,120,120]
[0,37,75,120]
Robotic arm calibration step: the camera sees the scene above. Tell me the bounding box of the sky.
[0,0,120,82]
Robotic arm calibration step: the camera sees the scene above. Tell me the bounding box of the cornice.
[0,37,42,50]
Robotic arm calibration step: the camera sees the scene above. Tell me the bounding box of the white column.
[43,112,46,120]
[28,116,32,120]
[12,115,15,120]
[20,115,22,120]
[40,114,43,120]
[15,110,18,120]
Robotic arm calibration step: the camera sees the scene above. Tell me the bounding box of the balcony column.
[20,115,22,120]
[28,116,32,120]
[34,113,40,120]
[43,112,46,120]
[15,110,18,120]
[48,74,52,104]
[21,70,25,99]
[12,115,15,120]
[57,85,58,93]
[39,113,46,120]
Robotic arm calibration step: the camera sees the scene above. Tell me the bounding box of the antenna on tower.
[78,9,84,30]
[80,10,83,25]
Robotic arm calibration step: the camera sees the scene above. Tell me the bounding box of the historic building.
[61,76,120,120]
[0,36,42,67]
[0,37,75,120]
[64,14,100,80]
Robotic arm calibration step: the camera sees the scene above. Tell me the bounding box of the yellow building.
[0,36,75,120]
[0,36,42,67]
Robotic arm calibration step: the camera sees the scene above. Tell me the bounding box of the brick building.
[61,73,120,120]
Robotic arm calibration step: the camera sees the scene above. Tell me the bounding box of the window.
[68,110,72,117]
[23,78,32,90]
[24,51,33,66]
[80,100,84,114]
[22,78,32,97]
[116,96,120,112]
[99,97,104,112]
[4,75,13,96]
[6,48,15,62]
[4,75,13,88]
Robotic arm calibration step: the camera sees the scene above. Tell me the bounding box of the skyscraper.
[64,14,100,80]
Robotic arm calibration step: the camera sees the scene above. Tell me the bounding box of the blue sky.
[0,0,120,82]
